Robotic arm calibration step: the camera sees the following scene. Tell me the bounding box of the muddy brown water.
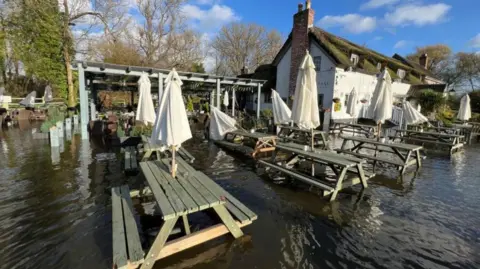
[0,122,479,269]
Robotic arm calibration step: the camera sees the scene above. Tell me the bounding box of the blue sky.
[185,0,480,57]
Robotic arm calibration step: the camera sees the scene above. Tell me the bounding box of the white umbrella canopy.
[346,88,357,116]
[19,91,36,107]
[367,70,393,124]
[291,51,320,130]
[210,106,237,141]
[44,85,53,103]
[457,94,471,121]
[402,100,429,125]
[223,90,229,107]
[136,73,156,125]
[0,87,4,103]
[150,69,192,177]
[271,89,291,125]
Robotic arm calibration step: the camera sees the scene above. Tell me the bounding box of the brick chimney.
[419,53,428,69]
[240,66,249,75]
[289,0,315,98]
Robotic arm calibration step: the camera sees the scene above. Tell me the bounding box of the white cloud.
[469,34,480,48]
[360,0,400,10]
[373,36,383,41]
[195,0,220,5]
[385,3,451,26]
[393,40,408,49]
[317,14,377,34]
[182,4,239,30]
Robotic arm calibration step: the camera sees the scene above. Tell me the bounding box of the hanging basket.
[332,98,341,104]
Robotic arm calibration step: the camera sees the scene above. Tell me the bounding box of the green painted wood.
[228,130,277,140]
[259,160,334,192]
[336,149,404,166]
[139,162,177,220]
[178,147,195,163]
[341,135,423,151]
[214,141,254,155]
[112,187,128,269]
[182,215,191,235]
[140,217,179,269]
[330,168,348,201]
[194,170,257,222]
[119,185,144,265]
[276,144,357,167]
[174,158,224,207]
[395,136,455,146]
[279,126,325,135]
[147,162,188,215]
[213,204,244,238]
[155,160,202,212]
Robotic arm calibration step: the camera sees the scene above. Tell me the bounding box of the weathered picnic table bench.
[338,135,423,174]
[277,125,328,149]
[141,135,195,163]
[330,122,378,138]
[215,130,277,158]
[259,142,372,201]
[467,122,480,143]
[112,158,257,269]
[393,129,464,155]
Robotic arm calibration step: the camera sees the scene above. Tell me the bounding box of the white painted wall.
[310,42,336,110]
[275,47,292,99]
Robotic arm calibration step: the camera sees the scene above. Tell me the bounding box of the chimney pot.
[419,53,428,69]
[298,3,303,12]
[306,0,311,9]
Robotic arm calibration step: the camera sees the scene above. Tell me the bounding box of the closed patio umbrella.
[19,91,36,107]
[457,94,471,122]
[0,87,4,103]
[150,69,192,177]
[136,73,156,125]
[223,90,229,107]
[271,89,291,125]
[210,106,237,141]
[44,85,53,103]
[367,70,393,139]
[346,88,357,116]
[402,100,429,125]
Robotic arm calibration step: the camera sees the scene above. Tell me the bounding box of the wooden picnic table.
[141,135,195,163]
[215,130,277,157]
[330,122,378,138]
[393,129,464,155]
[338,135,423,174]
[259,142,372,201]
[277,125,328,149]
[114,158,257,269]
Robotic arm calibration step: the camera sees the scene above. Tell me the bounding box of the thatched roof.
[237,64,276,91]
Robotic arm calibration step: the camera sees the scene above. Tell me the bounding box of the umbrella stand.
[171,145,177,178]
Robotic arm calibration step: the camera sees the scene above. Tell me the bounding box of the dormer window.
[376,63,382,71]
[350,54,359,66]
[397,69,406,79]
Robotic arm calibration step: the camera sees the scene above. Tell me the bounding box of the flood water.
[0,122,479,269]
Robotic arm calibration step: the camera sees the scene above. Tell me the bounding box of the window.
[313,56,322,71]
[344,95,349,106]
[350,54,359,66]
[397,69,406,79]
[318,94,324,108]
[264,91,272,103]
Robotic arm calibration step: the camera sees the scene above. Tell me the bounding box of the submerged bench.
[134,158,256,269]
[112,185,144,269]
[124,146,138,173]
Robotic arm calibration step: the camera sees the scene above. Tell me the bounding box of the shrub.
[186,96,194,112]
[417,90,446,114]
[131,124,153,137]
[260,109,273,118]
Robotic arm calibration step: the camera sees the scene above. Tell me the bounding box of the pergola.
[73,61,266,140]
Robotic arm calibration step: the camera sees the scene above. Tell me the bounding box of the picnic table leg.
[330,168,348,202]
[182,215,191,235]
[400,151,412,174]
[356,164,368,188]
[415,150,422,169]
[142,150,153,162]
[212,205,243,238]
[140,217,179,269]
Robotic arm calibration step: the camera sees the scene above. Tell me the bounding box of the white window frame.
[350,54,359,66]
[313,56,322,71]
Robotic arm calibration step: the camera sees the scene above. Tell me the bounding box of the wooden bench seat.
[214,140,254,155]
[336,149,405,167]
[124,146,138,173]
[112,185,144,269]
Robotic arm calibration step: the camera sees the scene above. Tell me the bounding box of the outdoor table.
[141,135,195,163]
[222,130,277,157]
[259,143,371,201]
[132,158,256,269]
[331,122,378,137]
[338,135,423,174]
[277,125,328,149]
[393,129,464,155]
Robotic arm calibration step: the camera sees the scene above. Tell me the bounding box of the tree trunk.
[469,79,475,92]
[63,0,76,112]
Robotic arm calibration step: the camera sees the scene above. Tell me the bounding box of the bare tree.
[406,44,452,75]
[211,22,283,75]
[456,52,480,91]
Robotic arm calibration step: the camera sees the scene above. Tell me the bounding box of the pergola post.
[158,72,163,104]
[78,63,89,139]
[90,83,96,121]
[232,88,236,117]
[256,83,261,119]
[216,79,221,108]
[130,90,134,106]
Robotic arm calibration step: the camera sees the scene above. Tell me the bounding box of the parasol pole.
[311,127,315,176]
[171,145,177,177]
